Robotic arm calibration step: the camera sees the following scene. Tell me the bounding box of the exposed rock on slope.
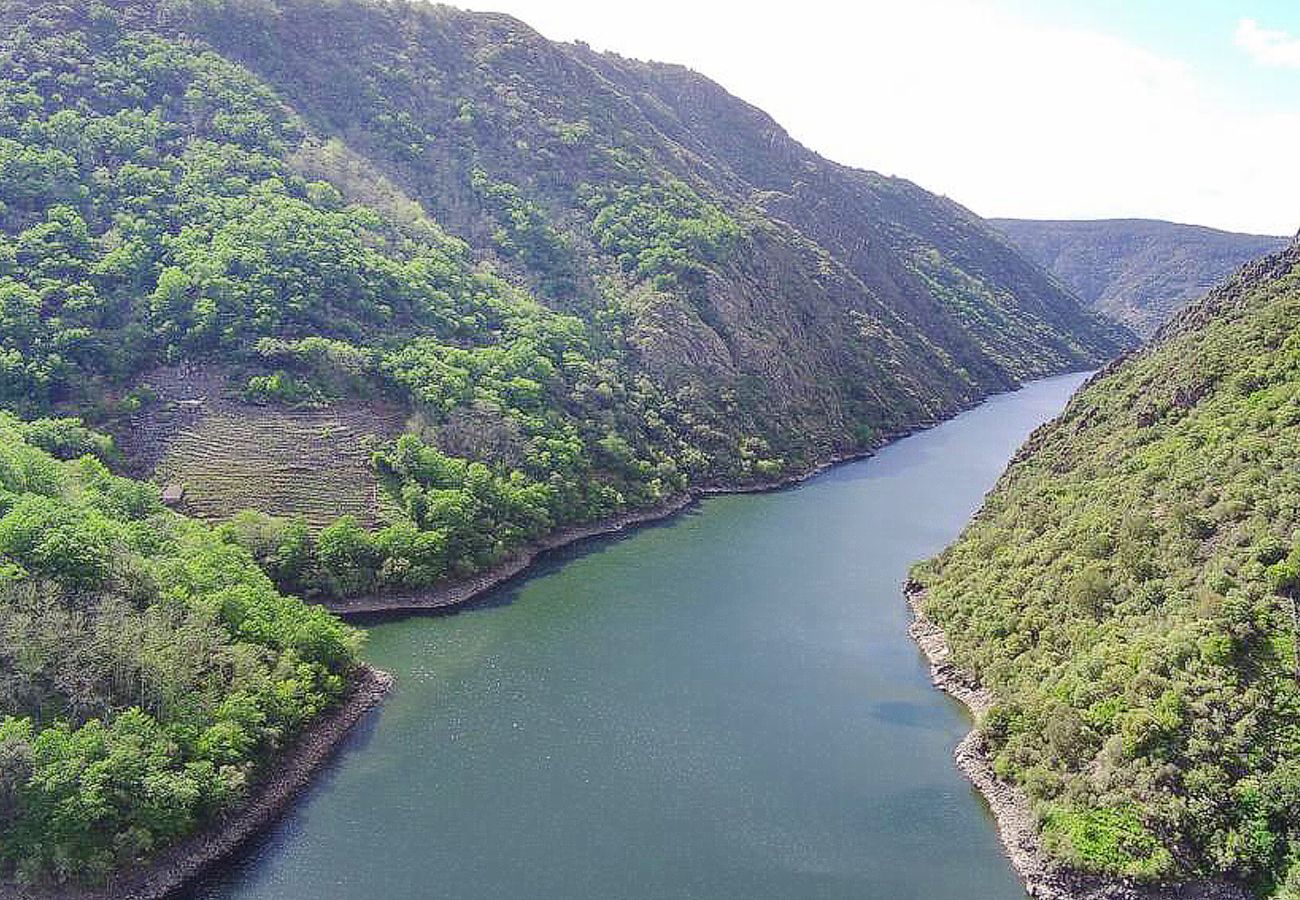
[169,0,1130,440]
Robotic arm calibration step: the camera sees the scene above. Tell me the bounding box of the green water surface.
[186,372,1088,900]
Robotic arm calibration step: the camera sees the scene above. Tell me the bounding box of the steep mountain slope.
[578,53,1121,383]
[993,218,1289,337]
[913,238,1300,894]
[183,0,1129,399]
[0,0,1128,607]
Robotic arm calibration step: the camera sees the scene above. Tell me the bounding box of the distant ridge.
[992,217,1289,337]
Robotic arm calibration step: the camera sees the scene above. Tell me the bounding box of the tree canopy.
[914,243,1300,893]
[0,413,361,884]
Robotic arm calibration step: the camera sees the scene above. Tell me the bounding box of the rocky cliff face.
[992,217,1289,337]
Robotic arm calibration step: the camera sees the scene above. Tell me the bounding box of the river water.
[186,371,1088,900]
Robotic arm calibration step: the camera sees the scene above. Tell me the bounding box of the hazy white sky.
[465,0,1300,236]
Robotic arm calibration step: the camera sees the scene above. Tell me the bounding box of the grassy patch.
[1041,805,1174,879]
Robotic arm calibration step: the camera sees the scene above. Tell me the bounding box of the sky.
[464,0,1300,236]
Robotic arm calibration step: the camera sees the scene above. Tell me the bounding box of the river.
[185,371,1089,900]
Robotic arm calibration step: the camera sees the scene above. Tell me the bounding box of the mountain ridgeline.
[913,236,1300,895]
[993,218,1290,338]
[0,0,1129,604]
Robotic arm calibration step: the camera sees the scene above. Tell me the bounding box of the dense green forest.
[0,414,361,884]
[913,239,1300,895]
[0,0,1128,603]
[993,218,1288,337]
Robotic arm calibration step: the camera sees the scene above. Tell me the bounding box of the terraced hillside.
[112,366,405,528]
[156,409,399,528]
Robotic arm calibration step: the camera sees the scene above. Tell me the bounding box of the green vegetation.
[993,218,1289,337]
[0,0,1136,889]
[584,179,741,292]
[914,242,1300,894]
[470,168,578,298]
[0,413,360,884]
[1040,804,1174,878]
[0,0,1127,606]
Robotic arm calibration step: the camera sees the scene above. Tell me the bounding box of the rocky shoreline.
[6,665,393,900]
[325,492,701,616]
[319,372,1100,619]
[905,585,1250,900]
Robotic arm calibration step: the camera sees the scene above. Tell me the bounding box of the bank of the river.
[3,373,1111,900]
[5,666,392,900]
[325,428,950,617]
[905,586,1250,900]
[0,430,934,900]
[188,372,1104,900]
[0,404,969,900]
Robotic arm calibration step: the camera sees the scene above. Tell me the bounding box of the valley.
[180,373,1089,900]
[0,1,1295,898]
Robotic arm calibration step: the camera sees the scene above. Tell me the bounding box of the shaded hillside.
[0,0,1128,605]
[993,218,1289,337]
[913,238,1300,893]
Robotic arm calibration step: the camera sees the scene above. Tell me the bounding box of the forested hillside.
[0,0,1129,603]
[913,238,1300,895]
[0,415,362,885]
[993,218,1289,337]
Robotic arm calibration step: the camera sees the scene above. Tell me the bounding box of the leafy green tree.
[1268,547,1300,685]
[0,414,360,884]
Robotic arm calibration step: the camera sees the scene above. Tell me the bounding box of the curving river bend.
[186,372,1089,900]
